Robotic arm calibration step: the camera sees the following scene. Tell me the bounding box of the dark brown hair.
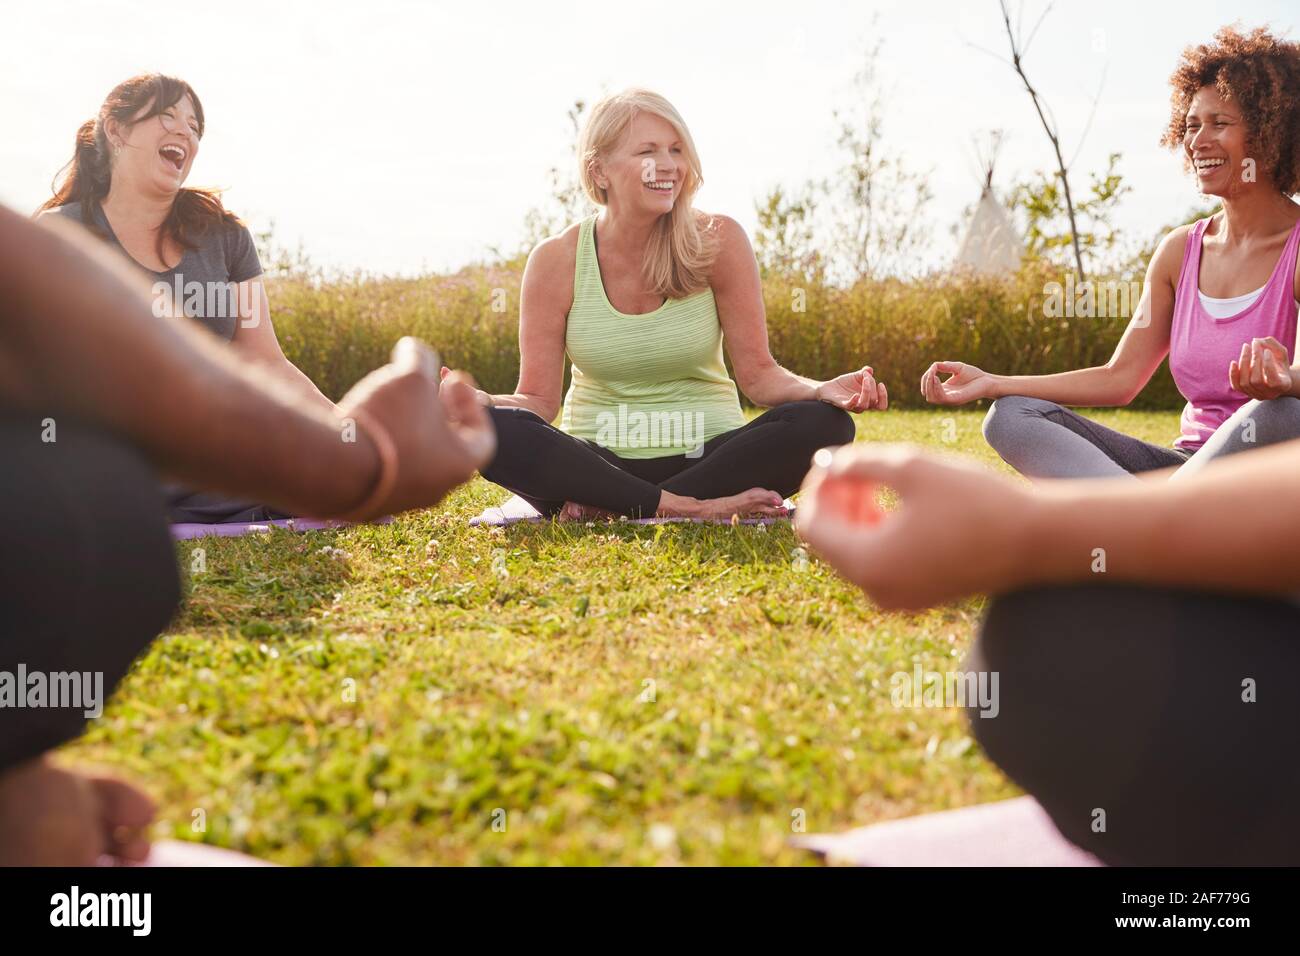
[37,73,242,260]
[1160,25,1300,195]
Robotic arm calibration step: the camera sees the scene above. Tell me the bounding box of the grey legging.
[982,395,1300,479]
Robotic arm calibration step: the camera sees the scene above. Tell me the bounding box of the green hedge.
[267,259,1180,410]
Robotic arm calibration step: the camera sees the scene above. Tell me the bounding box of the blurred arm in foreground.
[0,203,494,866]
[795,442,1300,866]
[1,204,495,520]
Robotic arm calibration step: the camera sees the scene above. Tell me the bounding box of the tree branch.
[998,0,1086,280]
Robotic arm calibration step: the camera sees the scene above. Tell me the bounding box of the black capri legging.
[481,400,857,518]
[966,583,1300,866]
[0,415,180,773]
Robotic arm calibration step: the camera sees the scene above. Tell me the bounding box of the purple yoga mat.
[792,796,1103,867]
[170,516,391,540]
[469,495,797,527]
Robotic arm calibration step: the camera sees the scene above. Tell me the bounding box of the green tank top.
[560,215,745,459]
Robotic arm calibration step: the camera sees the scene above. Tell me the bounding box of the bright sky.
[3,0,1293,275]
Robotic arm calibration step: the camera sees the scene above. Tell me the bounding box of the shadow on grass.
[499,515,804,568]
[172,529,353,636]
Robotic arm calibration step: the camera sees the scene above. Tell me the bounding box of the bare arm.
[712,214,817,405]
[1,206,492,519]
[712,216,883,411]
[464,231,574,422]
[1021,440,1300,594]
[795,436,1300,611]
[228,277,336,411]
[922,226,1190,407]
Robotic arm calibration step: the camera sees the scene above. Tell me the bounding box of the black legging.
[966,583,1300,865]
[0,415,180,773]
[481,400,857,517]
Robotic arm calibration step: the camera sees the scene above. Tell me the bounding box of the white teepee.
[955,132,1022,275]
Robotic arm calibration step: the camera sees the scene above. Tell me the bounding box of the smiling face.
[1184,85,1254,197]
[594,111,685,217]
[107,94,201,197]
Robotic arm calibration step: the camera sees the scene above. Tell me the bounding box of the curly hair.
[1160,25,1300,196]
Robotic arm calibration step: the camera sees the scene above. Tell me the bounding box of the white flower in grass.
[491,549,509,579]
[648,823,677,851]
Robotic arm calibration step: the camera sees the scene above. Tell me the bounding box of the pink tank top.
[1169,216,1300,448]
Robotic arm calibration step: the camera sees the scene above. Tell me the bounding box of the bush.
[267,260,527,401]
[268,258,1181,410]
[761,260,1180,410]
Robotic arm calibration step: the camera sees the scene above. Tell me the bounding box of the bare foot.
[557,501,619,522]
[659,488,787,520]
[0,757,155,866]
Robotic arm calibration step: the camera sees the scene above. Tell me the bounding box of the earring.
[114,144,121,156]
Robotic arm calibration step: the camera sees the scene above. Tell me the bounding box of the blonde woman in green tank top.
[453,89,889,520]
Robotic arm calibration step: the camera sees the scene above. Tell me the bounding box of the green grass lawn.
[64,407,1180,865]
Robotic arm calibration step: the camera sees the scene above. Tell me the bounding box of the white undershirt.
[1199,283,1300,319]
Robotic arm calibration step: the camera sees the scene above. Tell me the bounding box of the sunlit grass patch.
[65,408,1180,864]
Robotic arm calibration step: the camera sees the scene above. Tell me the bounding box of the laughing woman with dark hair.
[38,73,331,523]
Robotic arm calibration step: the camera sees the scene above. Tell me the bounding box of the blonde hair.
[577,88,719,299]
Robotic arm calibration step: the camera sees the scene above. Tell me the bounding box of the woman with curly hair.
[922,25,1300,481]
[798,26,1300,865]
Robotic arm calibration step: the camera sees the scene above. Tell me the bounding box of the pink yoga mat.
[170,516,391,540]
[470,495,797,527]
[792,797,1103,867]
[99,840,274,867]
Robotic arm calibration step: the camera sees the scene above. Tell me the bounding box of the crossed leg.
[481,401,856,518]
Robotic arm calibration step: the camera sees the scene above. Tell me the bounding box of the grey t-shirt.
[43,199,283,523]
[44,200,263,341]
